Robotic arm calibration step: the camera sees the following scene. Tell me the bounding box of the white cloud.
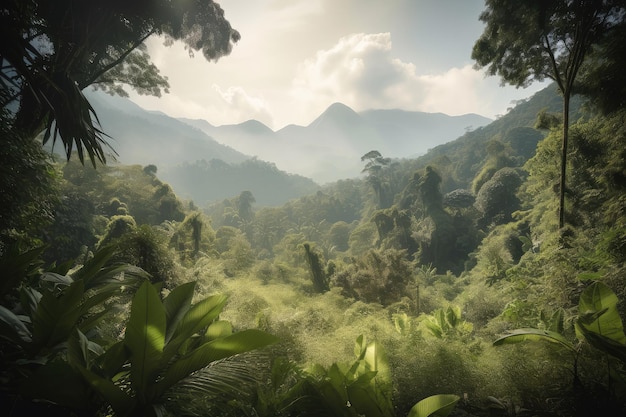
[212,85,274,126]
[289,32,547,122]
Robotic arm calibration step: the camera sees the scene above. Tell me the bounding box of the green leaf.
[577,326,626,363]
[32,280,84,348]
[163,281,196,343]
[548,309,564,333]
[577,282,626,345]
[19,286,41,319]
[206,320,233,340]
[41,272,74,286]
[99,341,129,379]
[156,329,278,396]
[0,305,32,345]
[407,394,460,417]
[71,246,115,289]
[76,364,135,415]
[124,281,166,402]
[424,320,443,339]
[68,328,91,368]
[165,294,227,357]
[493,328,575,352]
[445,306,460,328]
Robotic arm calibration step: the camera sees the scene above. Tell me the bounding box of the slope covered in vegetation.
[3,81,626,416]
[2,1,626,416]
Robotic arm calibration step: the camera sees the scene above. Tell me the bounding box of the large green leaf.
[124,281,166,402]
[206,320,233,340]
[577,282,626,345]
[163,281,196,343]
[315,364,352,416]
[361,341,394,416]
[347,371,392,417]
[407,394,460,417]
[98,341,129,379]
[19,286,41,318]
[0,305,32,345]
[32,280,84,348]
[493,328,575,352]
[164,294,228,357]
[156,329,278,396]
[70,246,115,289]
[76,365,135,415]
[578,326,626,363]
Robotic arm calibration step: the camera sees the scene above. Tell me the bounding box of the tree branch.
[81,30,156,88]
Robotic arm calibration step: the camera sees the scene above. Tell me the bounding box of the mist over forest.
[2,2,626,417]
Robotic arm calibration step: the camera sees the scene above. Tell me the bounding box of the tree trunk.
[559,93,570,229]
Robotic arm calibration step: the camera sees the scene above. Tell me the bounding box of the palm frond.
[166,352,266,417]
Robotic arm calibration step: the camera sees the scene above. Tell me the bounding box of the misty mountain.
[180,104,491,184]
[85,90,249,166]
[84,90,319,206]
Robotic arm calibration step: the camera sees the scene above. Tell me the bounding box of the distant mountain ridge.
[84,90,318,206]
[87,88,574,207]
[180,104,492,183]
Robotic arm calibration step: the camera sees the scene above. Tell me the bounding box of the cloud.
[212,85,274,126]
[292,33,414,108]
[290,32,545,120]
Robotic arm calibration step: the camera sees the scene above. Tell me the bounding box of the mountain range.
[180,104,492,184]
[84,90,495,205]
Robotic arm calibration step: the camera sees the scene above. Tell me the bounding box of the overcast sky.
[127,0,547,130]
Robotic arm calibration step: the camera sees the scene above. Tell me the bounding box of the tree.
[1,0,240,165]
[237,190,256,223]
[361,150,392,209]
[472,0,626,229]
[302,242,330,293]
[475,168,523,229]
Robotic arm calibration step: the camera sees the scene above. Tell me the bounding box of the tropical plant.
[423,306,473,340]
[0,246,147,360]
[73,280,279,416]
[301,335,460,417]
[0,246,149,413]
[494,281,626,412]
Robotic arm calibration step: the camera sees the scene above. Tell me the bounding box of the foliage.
[1,0,240,164]
[0,246,149,412]
[303,335,460,417]
[494,282,626,413]
[362,150,394,209]
[423,306,473,340]
[302,242,331,293]
[332,249,413,306]
[74,280,278,416]
[107,224,179,286]
[473,0,626,228]
[0,119,58,249]
[475,168,523,229]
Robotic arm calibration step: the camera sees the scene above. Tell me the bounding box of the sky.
[128,0,548,131]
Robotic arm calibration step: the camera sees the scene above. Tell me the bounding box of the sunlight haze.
[127,0,548,130]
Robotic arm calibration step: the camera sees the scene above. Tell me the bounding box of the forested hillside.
[2,1,626,417]
[85,90,320,206]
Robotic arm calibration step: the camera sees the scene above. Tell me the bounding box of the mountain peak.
[309,102,361,128]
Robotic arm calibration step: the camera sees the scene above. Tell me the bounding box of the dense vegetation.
[2,1,626,416]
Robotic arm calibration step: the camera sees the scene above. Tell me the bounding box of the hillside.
[85,90,319,206]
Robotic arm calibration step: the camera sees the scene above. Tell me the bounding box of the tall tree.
[1,0,239,165]
[472,0,626,229]
[361,150,392,209]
